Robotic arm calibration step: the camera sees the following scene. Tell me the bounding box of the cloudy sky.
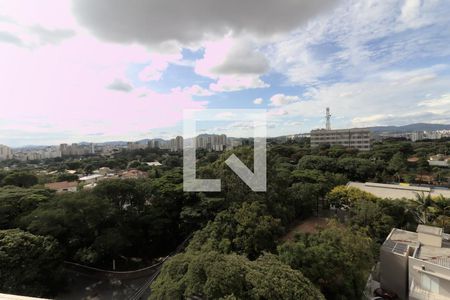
[1,0,450,146]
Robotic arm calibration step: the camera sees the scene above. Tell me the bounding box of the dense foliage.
[151,251,325,300]
[0,138,449,298]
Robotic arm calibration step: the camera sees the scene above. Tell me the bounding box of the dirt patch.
[281,217,329,242]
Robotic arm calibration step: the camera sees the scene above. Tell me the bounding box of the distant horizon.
[4,121,450,149]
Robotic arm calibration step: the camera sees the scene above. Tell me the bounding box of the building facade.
[310,128,372,151]
[60,143,95,157]
[196,134,227,151]
[374,225,450,300]
[0,144,12,160]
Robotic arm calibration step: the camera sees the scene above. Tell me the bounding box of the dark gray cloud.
[106,79,133,92]
[0,31,23,47]
[72,0,340,46]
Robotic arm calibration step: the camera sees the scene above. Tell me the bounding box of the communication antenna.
[326,107,331,130]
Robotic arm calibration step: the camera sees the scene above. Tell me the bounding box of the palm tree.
[432,195,450,229]
[411,192,436,224]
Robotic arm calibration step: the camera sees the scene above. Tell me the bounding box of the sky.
[1,0,450,147]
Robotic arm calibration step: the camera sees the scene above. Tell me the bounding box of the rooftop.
[311,128,371,133]
[45,181,78,190]
[79,174,104,181]
[348,182,450,200]
[383,226,450,269]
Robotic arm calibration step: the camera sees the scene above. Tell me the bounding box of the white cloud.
[194,37,270,92]
[138,52,182,82]
[171,85,214,97]
[418,94,450,108]
[253,98,263,105]
[270,66,450,128]
[268,0,450,85]
[270,94,300,106]
[209,75,269,92]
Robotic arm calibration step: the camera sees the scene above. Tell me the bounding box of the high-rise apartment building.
[0,144,12,160]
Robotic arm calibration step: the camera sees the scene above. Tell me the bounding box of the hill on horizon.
[366,123,450,133]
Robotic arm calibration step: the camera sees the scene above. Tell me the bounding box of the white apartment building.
[310,128,372,151]
[375,225,450,300]
[0,144,12,160]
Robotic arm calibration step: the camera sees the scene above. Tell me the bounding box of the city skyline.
[1,0,450,147]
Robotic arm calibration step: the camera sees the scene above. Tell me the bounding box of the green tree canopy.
[1,172,38,188]
[278,221,375,300]
[151,251,325,300]
[0,229,64,297]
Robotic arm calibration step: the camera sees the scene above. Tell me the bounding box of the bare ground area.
[281,217,329,242]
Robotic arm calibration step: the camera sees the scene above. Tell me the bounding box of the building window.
[420,273,439,294]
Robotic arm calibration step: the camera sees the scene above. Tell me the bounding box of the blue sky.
[1,0,450,146]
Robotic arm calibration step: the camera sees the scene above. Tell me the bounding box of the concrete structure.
[310,128,372,151]
[146,161,162,167]
[325,107,331,130]
[0,144,12,160]
[45,181,78,193]
[377,225,450,300]
[120,169,147,179]
[79,174,104,185]
[348,182,450,199]
[429,155,450,168]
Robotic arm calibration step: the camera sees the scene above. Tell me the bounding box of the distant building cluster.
[13,146,61,161]
[195,134,227,151]
[378,130,450,142]
[0,145,61,161]
[145,134,233,152]
[60,143,95,157]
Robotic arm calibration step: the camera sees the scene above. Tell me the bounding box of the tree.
[0,186,52,229]
[388,153,408,181]
[187,202,282,259]
[57,173,79,182]
[150,251,325,300]
[411,193,437,224]
[20,192,127,265]
[278,222,375,300]
[0,229,64,297]
[1,172,38,188]
[297,155,337,173]
[336,157,376,181]
[325,185,378,209]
